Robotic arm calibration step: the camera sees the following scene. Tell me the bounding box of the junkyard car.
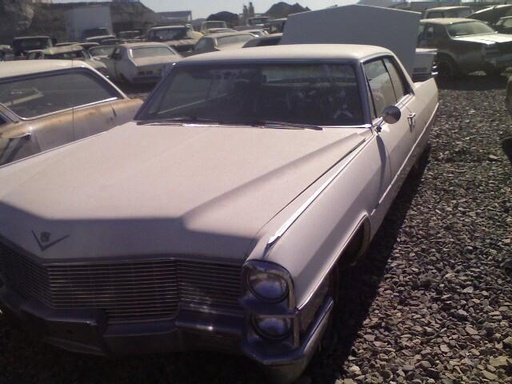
[0,45,438,382]
[423,6,473,19]
[146,25,203,53]
[25,44,109,77]
[99,42,182,84]
[0,60,142,166]
[417,18,512,78]
[469,4,512,29]
[11,35,54,57]
[191,31,256,55]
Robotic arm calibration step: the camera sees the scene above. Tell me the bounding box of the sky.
[51,0,360,19]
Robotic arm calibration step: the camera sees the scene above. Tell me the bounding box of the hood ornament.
[32,231,69,252]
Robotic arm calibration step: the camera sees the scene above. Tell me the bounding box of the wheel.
[437,55,459,80]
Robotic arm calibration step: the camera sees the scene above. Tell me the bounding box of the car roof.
[426,6,471,11]
[0,60,89,78]
[12,35,51,40]
[420,18,479,24]
[38,45,85,54]
[120,42,172,48]
[203,31,255,39]
[473,4,512,14]
[182,44,391,63]
[150,25,188,30]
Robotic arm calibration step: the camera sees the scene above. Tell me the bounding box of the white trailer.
[280,4,425,78]
[65,5,113,42]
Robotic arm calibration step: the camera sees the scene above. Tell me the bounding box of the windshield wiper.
[250,120,323,131]
[137,116,221,125]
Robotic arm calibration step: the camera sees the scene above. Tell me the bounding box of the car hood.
[454,33,512,44]
[0,122,369,261]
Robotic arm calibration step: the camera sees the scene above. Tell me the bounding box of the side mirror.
[376,105,401,133]
[381,105,401,124]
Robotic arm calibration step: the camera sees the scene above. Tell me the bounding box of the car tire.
[437,55,459,80]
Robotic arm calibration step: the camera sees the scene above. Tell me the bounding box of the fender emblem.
[32,231,69,252]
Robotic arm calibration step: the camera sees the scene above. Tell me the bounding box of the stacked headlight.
[247,267,289,303]
[242,261,296,344]
[252,315,292,340]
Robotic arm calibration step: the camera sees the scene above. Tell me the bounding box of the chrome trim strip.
[266,132,370,250]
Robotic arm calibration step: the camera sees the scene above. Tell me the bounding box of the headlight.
[247,268,288,303]
[252,315,292,340]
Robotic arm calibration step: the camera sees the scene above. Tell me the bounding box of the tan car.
[418,18,512,78]
[0,60,142,166]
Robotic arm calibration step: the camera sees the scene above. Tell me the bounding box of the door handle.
[407,113,416,129]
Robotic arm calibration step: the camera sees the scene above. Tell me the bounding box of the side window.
[383,57,410,101]
[364,59,397,118]
[0,70,120,119]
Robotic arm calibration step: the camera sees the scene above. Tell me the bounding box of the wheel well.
[338,219,371,268]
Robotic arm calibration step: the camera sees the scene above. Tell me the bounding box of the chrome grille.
[0,243,242,324]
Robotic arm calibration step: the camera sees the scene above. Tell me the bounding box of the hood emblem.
[32,231,69,252]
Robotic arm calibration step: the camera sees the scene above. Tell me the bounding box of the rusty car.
[0,60,142,166]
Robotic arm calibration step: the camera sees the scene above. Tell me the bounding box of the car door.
[364,56,418,192]
[104,46,123,80]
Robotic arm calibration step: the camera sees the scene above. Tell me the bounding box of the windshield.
[138,63,363,126]
[130,46,176,59]
[447,21,495,37]
[149,28,188,41]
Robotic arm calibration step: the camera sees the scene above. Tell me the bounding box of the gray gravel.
[0,74,511,384]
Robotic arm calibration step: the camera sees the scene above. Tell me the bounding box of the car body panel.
[0,123,367,260]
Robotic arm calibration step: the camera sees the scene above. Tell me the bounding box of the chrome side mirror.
[376,105,401,133]
[381,105,401,124]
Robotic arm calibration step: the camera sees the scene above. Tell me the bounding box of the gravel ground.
[0,73,511,384]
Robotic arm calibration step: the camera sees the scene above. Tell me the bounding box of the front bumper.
[0,280,333,383]
[0,286,243,356]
